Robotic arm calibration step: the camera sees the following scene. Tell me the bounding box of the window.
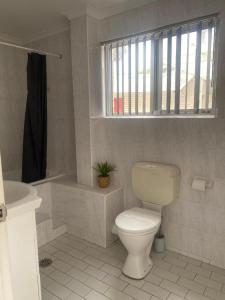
[102,15,217,117]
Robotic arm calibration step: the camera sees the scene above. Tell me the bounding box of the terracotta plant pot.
[98,175,110,188]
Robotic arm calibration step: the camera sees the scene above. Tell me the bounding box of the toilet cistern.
[114,162,180,279]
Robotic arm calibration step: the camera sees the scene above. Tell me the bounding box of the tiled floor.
[39,234,225,300]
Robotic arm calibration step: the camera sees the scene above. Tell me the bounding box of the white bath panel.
[36,212,67,247]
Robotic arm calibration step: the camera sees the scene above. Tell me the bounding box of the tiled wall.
[0,46,27,176]
[28,31,76,177]
[51,180,124,247]
[1,30,76,180]
[70,16,93,185]
[94,0,225,266]
[71,0,225,267]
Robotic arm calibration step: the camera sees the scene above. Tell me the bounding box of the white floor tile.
[170,265,196,280]
[101,264,121,277]
[41,245,58,255]
[153,259,172,271]
[85,276,109,293]
[211,271,225,284]
[67,267,90,283]
[164,256,187,268]
[46,281,72,299]
[85,266,107,280]
[152,266,179,283]
[104,287,132,300]
[83,256,104,268]
[66,279,91,297]
[120,273,145,288]
[40,273,56,288]
[50,270,73,285]
[194,274,222,290]
[145,272,162,286]
[68,248,87,260]
[201,262,225,275]
[142,282,170,299]
[39,234,225,300]
[160,279,188,297]
[65,292,85,300]
[124,285,151,300]
[42,288,59,300]
[85,290,109,300]
[40,265,56,276]
[177,277,205,294]
[179,255,201,267]
[167,294,185,300]
[186,290,212,300]
[103,274,128,291]
[204,287,225,300]
[53,259,73,273]
[186,264,211,278]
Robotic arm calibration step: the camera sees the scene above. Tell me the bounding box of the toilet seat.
[115,207,161,235]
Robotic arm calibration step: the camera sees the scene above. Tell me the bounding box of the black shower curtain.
[22,53,47,183]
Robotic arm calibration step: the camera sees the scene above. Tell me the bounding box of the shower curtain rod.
[0,40,62,59]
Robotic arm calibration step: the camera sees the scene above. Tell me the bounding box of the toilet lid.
[115,207,161,234]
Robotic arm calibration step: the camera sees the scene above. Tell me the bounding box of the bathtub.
[31,173,66,186]
[30,175,67,247]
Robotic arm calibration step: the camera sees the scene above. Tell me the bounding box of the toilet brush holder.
[154,235,165,253]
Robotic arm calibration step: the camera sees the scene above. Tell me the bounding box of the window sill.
[91,114,216,120]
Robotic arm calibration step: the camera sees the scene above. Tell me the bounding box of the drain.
[39,258,53,268]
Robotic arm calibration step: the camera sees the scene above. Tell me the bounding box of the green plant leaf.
[93,161,115,176]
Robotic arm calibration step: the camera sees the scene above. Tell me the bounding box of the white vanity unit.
[4,181,42,300]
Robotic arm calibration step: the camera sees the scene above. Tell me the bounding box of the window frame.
[101,14,219,119]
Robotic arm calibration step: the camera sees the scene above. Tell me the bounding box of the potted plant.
[154,225,165,253]
[94,162,115,188]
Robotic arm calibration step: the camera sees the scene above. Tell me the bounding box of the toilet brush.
[154,225,165,253]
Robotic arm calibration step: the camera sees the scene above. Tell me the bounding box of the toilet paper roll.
[191,179,206,191]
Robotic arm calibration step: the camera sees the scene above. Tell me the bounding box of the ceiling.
[0,0,155,43]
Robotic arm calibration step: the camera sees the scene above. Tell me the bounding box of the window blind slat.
[105,44,113,115]
[150,39,156,113]
[135,39,139,114]
[194,23,202,113]
[110,45,113,114]
[128,40,131,114]
[104,45,108,115]
[185,32,190,111]
[175,28,182,114]
[116,43,119,115]
[157,38,163,112]
[166,31,172,113]
[143,38,146,114]
[205,26,212,111]
[122,41,125,114]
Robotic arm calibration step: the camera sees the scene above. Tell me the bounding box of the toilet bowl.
[115,207,161,279]
[114,162,180,279]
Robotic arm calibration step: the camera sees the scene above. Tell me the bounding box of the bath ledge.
[51,175,122,196]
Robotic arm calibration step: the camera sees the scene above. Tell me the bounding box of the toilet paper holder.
[190,177,213,191]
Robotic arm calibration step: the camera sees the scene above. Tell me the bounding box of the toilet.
[114,162,180,279]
